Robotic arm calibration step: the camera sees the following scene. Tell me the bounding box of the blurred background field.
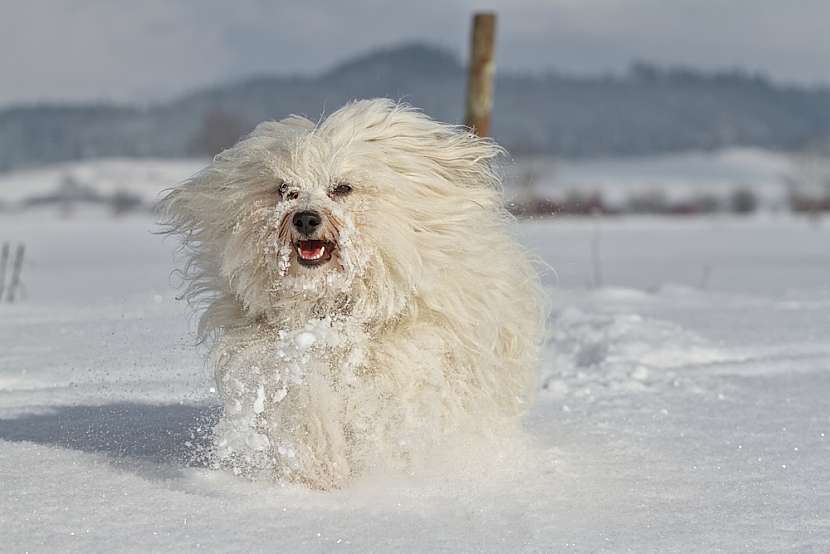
[3,145,829,217]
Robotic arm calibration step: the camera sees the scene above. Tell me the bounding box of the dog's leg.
[212,352,275,477]
[265,372,351,490]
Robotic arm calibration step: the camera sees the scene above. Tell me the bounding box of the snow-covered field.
[3,149,829,215]
[510,148,830,212]
[1,205,829,552]
[0,159,205,207]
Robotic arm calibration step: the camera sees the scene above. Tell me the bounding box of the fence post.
[6,244,24,303]
[464,12,497,137]
[0,242,8,300]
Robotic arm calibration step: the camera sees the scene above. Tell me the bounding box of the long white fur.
[161,99,543,489]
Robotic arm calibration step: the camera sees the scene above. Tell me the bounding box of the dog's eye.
[278,182,299,201]
[329,183,353,198]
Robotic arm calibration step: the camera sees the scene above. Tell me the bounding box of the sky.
[2,0,829,107]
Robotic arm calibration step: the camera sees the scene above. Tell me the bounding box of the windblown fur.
[161,99,543,489]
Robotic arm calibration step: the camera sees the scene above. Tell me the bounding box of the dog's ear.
[326,99,505,190]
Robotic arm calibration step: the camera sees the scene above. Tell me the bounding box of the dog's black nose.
[292,211,322,235]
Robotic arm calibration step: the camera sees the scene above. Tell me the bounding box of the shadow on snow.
[0,402,222,474]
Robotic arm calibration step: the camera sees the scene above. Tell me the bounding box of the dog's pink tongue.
[299,242,323,259]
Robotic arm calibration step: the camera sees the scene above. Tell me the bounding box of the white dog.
[162,99,543,489]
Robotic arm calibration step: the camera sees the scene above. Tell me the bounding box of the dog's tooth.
[295,243,324,261]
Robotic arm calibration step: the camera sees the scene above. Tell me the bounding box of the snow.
[1,204,829,551]
[0,158,205,206]
[294,332,317,350]
[509,147,830,211]
[3,149,829,215]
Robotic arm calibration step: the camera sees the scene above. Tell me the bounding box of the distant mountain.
[2,43,830,170]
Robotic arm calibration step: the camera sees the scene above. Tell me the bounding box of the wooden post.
[464,12,497,137]
[0,242,8,300]
[6,244,23,303]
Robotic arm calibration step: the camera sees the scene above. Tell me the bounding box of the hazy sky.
[2,0,829,107]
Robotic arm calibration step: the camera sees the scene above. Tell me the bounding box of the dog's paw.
[270,427,353,490]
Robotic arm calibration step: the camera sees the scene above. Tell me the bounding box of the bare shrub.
[729,188,759,214]
[189,110,249,157]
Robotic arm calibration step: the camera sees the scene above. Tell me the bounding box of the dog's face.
[263,149,380,286]
[261,165,364,282]
[164,99,504,331]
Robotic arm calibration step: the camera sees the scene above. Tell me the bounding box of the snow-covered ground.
[0,158,205,210]
[510,148,830,212]
[1,207,829,552]
[2,149,829,214]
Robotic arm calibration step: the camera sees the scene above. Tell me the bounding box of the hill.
[2,43,830,170]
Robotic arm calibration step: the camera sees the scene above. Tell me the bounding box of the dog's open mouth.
[295,239,335,267]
